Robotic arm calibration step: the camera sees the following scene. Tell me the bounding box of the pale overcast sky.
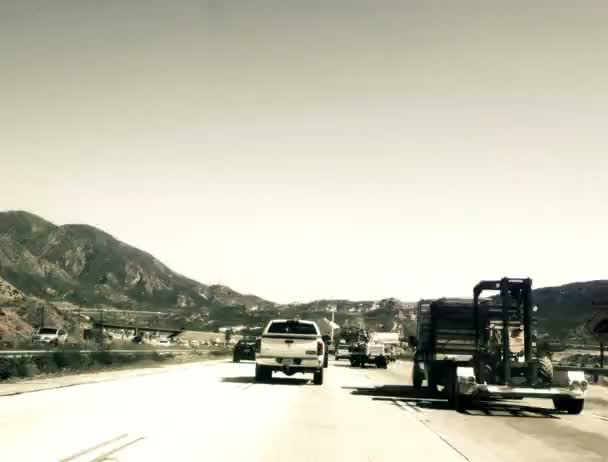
[1,1,607,303]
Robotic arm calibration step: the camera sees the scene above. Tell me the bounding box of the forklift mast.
[473,277,535,385]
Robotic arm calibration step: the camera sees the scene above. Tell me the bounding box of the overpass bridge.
[89,321,183,336]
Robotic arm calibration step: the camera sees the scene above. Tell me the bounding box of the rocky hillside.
[533,280,608,341]
[1,211,605,342]
[0,277,25,305]
[0,211,274,312]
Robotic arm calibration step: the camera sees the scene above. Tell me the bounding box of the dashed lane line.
[394,400,470,461]
[59,434,129,462]
[88,436,146,462]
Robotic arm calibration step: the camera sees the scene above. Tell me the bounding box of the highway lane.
[0,360,607,461]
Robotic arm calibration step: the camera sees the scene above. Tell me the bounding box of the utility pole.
[330,310,335,343]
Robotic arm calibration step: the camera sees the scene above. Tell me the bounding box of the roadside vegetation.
[0,347,231,381]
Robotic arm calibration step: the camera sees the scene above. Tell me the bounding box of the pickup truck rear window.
[267,322,317,335]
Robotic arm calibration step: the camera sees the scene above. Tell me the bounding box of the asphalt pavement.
[1,359,607,461]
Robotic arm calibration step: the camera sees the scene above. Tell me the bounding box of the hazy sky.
[1,1,607,303]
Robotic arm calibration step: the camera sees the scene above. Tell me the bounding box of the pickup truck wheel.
[313,368,324,385]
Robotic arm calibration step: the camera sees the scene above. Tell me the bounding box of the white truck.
[255,319,325,385]
[32,327,68,346]
[349,340,388,368]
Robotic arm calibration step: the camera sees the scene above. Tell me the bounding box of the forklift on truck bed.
[410,278,587,413]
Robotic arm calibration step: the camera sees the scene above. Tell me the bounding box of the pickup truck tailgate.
[261,334,320,358]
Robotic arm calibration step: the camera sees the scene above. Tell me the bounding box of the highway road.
[1,360,607,461]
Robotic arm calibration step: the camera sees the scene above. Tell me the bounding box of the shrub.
[115,353,137,364]
[33,354,57,374]
[15,357,38,377]
[53,351,93,370]
[209,349,229,357]
[91,350,114,366]
[0,358,18,380]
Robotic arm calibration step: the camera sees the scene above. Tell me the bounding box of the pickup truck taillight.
[317,340,324,356]
[255,338,261,353]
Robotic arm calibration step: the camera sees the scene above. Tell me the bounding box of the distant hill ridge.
[0,211,605,341]
[0,211,273,311]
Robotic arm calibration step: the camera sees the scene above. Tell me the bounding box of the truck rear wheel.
[313,368,324,385]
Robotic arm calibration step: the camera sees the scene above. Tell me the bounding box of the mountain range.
[0,211,273,312]
[0,210,606,342]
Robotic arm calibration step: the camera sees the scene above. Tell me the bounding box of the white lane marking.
[395,400,417,415]
[592,413,608,422]
[394,400,469,461]
[88,436,146,462]
[59,434,130,462]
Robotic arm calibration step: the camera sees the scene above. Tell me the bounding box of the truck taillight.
[255,339,261,353]
[317,341,324,356]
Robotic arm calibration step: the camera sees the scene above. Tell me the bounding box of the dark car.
[233,338,257,362]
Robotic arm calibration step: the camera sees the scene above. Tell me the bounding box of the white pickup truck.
[32,327,68,346]
[255,319,325,385]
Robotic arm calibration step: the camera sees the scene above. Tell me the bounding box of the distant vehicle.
[32,327,68,346]
[131,335,145,344]
[255,319,325,385]
[350,340,388,369]
[233,338,256,362]
[410,278,587,413]
[335,342,351,360]
[158,337,171,346]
